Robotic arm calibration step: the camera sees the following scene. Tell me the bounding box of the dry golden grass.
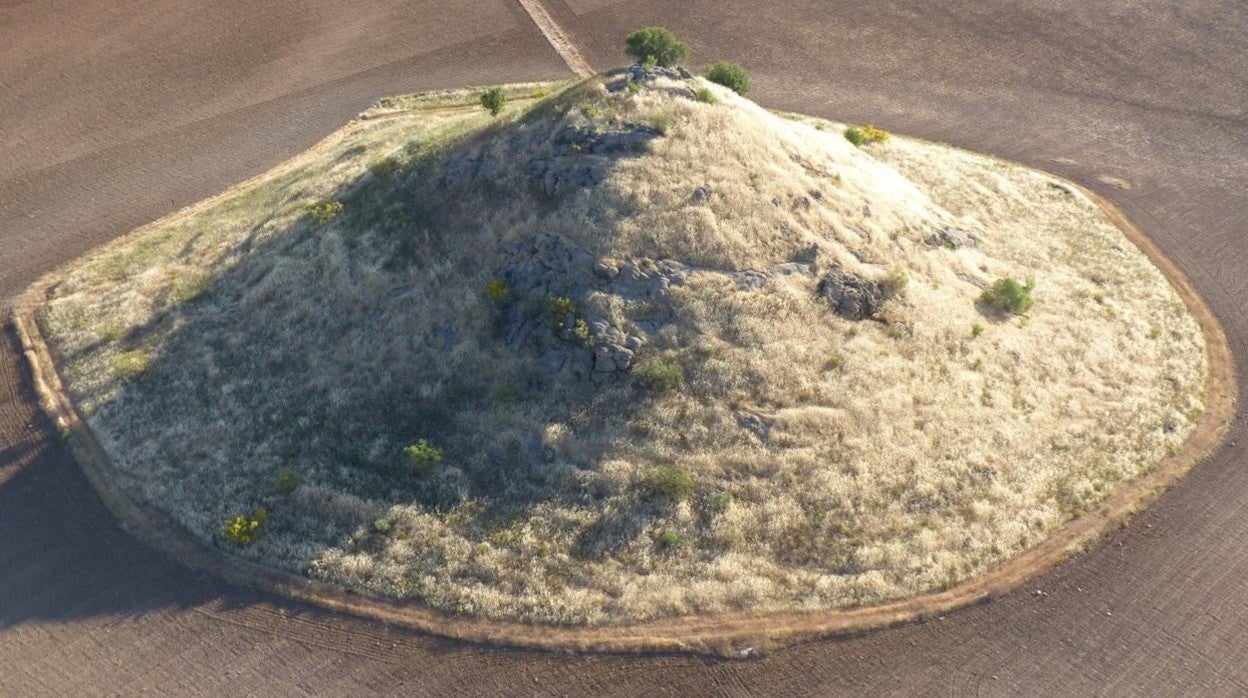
[40,76,1206,626]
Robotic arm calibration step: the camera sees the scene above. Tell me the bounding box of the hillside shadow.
[48,80,689,596]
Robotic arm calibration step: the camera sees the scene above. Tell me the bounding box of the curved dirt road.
[3,0,1247,694]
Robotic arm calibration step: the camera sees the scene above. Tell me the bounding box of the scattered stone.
[793,245,819,265]
[691,186,711,203]
[816,266,887,320]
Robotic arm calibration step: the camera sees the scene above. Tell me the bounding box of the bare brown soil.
[3,0,1247,693]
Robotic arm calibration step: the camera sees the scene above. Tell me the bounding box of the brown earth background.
[2,0,1247,694]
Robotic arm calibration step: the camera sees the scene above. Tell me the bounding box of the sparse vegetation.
[403,440,444,475]
[635,358,684,392]
[625,27,690,67]
[40,78,1206,627]
[480,87,507,117]
[485,279,510,304]
[305,200,343,225]
[704,61,750,95]
[275,469,301,494]
[222,508,268,547]
[844,124,890,147]
[981,277,1036,315]
[649,112,674,135]
[111,351,149,380]
[643,465,696,501]
[695,88,716,104]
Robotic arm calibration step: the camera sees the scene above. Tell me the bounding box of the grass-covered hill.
[40,72,1205,625]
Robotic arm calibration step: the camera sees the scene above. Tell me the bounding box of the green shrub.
[640,55,658,74]
[222,507,268,546]
[373,518,392,534]
[626,81,643,95]
[493,384,522,404]
[704,61,750,95]
[486,279,510,304]
[658,530,683,549]
[275,469,300,495]
[112,351,149,380]
[643,465,696,501]
[572,318,593,347]
[695,87,717,104]
[650,112,674,135]
[531,86,552,98]
[546,295,575,325]
[635,358,684,392]
[826,354,845,371]
[305,200,343,225]
[971,323,985,338]
[861,124,890,143]
[844,124,890,147]
[625,27,691,67]
[884,268,909,298]
[480,87,507,117]
[980,277,1035,315]
[403,439,444,475]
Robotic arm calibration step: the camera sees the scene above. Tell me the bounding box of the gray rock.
[793,245,820,265]
[925,226,977,250]
[816,266,887,320]
[737,413,772,441]
[731,270,771,291]
[692,186,711,203]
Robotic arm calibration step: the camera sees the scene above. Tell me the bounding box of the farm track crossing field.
[2,0,1246,693]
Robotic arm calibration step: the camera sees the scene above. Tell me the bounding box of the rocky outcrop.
[816,266,887,321]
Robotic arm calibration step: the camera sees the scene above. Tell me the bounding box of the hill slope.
[39,76,1205,625]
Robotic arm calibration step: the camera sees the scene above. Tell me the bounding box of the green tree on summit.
[625,27,691,67]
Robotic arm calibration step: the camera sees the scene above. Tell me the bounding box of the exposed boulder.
[816,266,887,320]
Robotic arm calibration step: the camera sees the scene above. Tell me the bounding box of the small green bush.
[403,439,444,475]
[635,358,684,392]
[373,518,392,534]
[640,55,658,74]
[223,507,268,547]
[643,465,696,501]
[861,124,890,143]
[546,295,575,325]
[695,87,717,104]
[480,87,507,117]
[971,323,985,338]
[980,277,1035,315]
[305,200,343,225]
[572,318,593,347]
[844,124,890,147]
[275,469,300,495]
[650,112,674,135]
[112,351,149,380]
[486,279,510,304]
[704,61,750,95]
[826,354,845,371]
[626,81,643,95]
[625,27,691,67]
[493,384,522,404]
[884,268,909,298]
[658,530,683,549]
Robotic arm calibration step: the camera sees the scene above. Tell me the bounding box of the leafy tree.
[625,27,691,67]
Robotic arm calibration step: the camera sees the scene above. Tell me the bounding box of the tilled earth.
[2,0,1246,694]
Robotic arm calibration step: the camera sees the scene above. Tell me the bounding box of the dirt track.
[2,0,1247,694]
